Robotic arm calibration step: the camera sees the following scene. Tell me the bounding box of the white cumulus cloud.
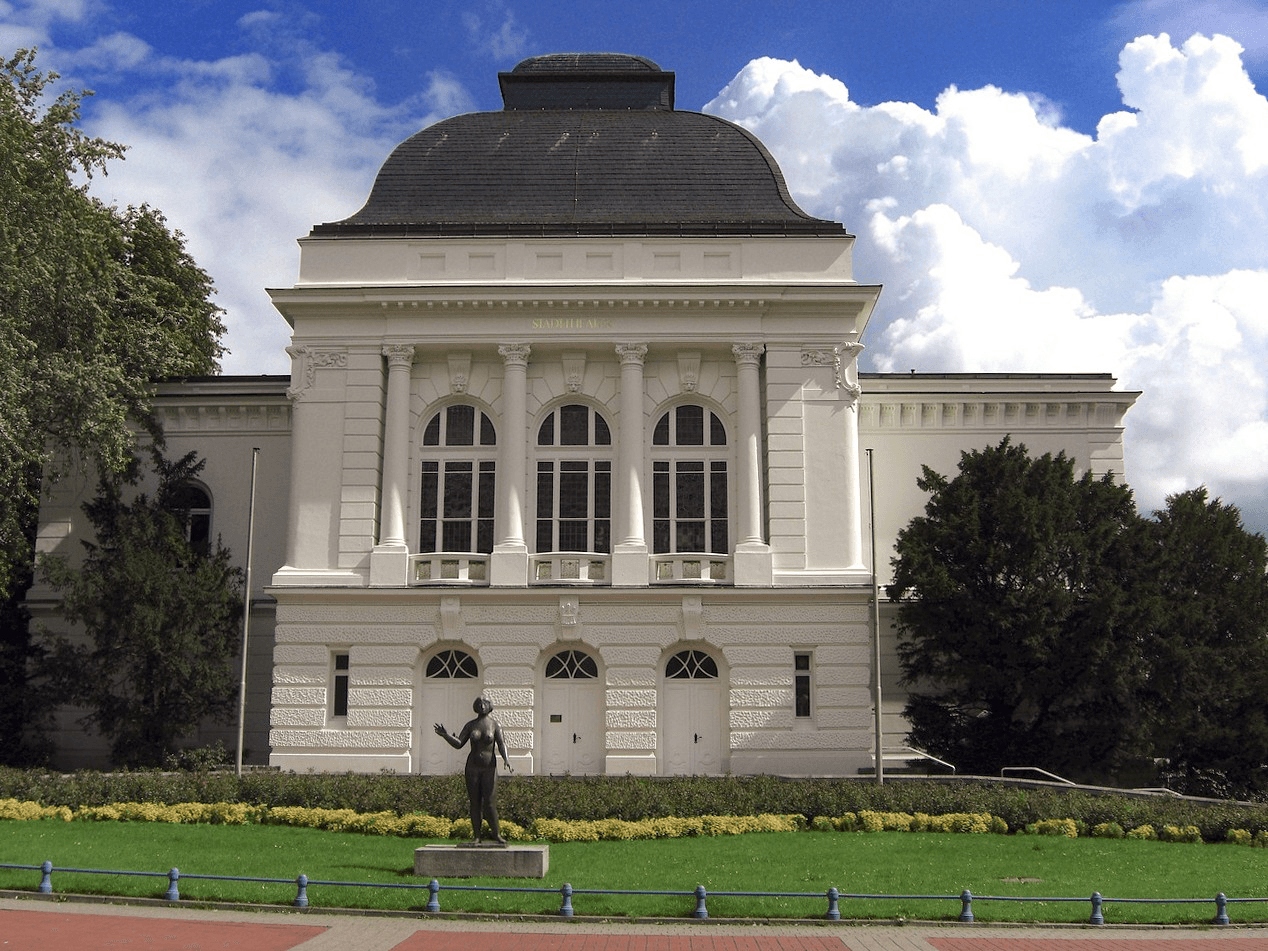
[50,17,476,375]
[705,36,1268,528]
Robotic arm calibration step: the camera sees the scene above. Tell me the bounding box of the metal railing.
[1000,766,1076,785]
[2,860,1262,924]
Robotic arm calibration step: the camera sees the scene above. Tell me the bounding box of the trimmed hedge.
[2,768,1267,843]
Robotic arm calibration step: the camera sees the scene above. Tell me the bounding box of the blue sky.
[5,0,1268,528]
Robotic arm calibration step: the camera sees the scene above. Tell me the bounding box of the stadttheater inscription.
[531,317,615,330]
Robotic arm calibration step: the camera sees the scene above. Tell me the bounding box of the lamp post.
[866,448,883,785]
[235,447,260,776]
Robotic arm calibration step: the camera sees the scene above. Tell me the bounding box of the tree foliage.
[41,449,243,767]
[888,438,1149,782]
[1138,488,1268,797]
[0,49,226,762]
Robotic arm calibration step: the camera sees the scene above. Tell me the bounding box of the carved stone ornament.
[562,351,586,393]
[559,595,580,631]
[441,595,463,640]
[677,351,701,393]
[286,345,348,399]
[731,342,764,367]
[448,353,472,394]
[802,343,864,396]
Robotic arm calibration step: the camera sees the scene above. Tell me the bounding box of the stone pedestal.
[414,844,549,879]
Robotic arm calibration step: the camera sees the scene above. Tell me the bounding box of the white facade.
[28,53,1139,774]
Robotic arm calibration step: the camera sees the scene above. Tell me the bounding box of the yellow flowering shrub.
[0,795,1236,847]
[1028,818,1079,838]
[858,810,917,832]
[916,812,1000,834]
[1158,824,1202,844]
[0,798,72,822]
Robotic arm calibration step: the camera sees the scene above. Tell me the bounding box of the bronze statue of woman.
[434,696,513,843]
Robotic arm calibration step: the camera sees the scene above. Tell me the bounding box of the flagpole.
[235,447,260,776]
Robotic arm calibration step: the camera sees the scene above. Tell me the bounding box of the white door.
[417,649,481,775]
[539,649,604,774]
[661,649,724,774]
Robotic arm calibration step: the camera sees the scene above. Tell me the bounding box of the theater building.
[31,53,1137,774]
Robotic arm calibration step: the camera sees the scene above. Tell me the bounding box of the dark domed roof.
[312,53,843,238]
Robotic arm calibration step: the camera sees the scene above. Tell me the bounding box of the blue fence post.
[1089,891,1104,925]
[426,879,440,913]
[958,889,973,923]
[693,885,708,920]
[165,868,180,902]
[38,861,52,894]
[825,886,840,921]
[1215,892,1230,925]
[559,883,574,917]
[294,874,308,908]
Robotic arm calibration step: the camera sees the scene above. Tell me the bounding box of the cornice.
[859,393,1139,432]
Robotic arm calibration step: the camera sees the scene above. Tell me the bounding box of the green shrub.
[1127,824,1158,840]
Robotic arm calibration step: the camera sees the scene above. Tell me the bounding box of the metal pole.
[866,448,883,785]
[235,447,260,776]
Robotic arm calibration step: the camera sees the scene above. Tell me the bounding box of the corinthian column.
[732,342,772,585]
[613,343,649,586]
[370,344,414,586]
[491,343,530,586]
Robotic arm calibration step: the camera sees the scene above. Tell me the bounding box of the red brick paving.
[1,908,327,949]
[930,939,1268,950]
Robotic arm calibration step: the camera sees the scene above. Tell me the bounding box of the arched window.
[170,483,212,557]
[665,649,719,679]
[545,649,599,679]
[652,404,728,554]
[420,404,496,553]
[536,404,612,553]
[425,649,479,679]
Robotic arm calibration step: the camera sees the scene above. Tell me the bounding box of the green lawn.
[3,821,1267,923]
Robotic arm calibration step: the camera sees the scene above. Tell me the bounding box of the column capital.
[382,344,415,368]
[498,343,532,367]
[732,342,765,367]
[616,342,648,366]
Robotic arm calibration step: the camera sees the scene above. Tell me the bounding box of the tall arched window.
[652,404,729,553]
[420,404,496,553]
[536,404,612,553]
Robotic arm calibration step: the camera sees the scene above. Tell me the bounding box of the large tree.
[1,50,226,761]
[888,438,1150,782]
[1138,488,1268,798]
[41,449,244,767]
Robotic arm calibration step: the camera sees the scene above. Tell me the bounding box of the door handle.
[694,733,700,743]
[572,733,578,744]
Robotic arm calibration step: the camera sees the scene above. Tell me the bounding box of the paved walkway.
[3,896,1267,951]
